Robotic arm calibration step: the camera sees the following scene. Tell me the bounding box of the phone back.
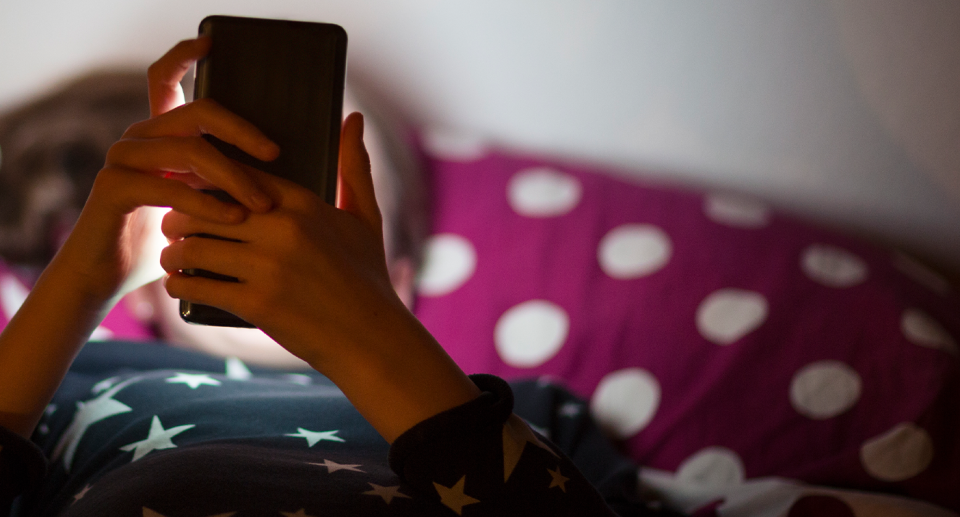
[196,15,347,202]
[181,16,347,327]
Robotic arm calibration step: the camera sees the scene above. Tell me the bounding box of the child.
[0,38,663,516]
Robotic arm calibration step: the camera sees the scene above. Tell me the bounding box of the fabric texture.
[0,341,657,516]
[0,261,153,342]
[411,139,960,511]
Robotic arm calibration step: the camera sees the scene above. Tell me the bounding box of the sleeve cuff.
[0,425,47,511]
[388,373,514,479]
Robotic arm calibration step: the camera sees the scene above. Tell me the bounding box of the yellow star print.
[548,466,570,492]
[433,475,480,515]
[502,414,558,482]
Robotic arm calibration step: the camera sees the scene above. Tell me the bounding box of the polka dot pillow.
[0,259,154,341]
[412,139,960,511]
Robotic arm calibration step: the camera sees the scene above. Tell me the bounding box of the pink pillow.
[0,259,154,342]
[412,141,960,510]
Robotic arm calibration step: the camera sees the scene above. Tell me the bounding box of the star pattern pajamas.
[0,341,664,516]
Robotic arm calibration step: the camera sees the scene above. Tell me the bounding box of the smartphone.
[179,15,348,327]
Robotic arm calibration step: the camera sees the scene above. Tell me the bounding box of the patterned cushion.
[0,260,154,342]
[412,136,960,510]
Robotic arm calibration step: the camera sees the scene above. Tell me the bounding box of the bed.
[0,132,957,516]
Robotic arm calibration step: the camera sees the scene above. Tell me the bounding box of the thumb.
[337,112,383,238]
[147,37,211,117]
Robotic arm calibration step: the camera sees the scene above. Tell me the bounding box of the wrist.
[302,299,481,443]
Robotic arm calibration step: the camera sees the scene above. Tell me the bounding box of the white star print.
[280,509,315,517]
[165,372,222,389]
[285,428,345,447]
[284,373,312,385]
[91,376,120,394]
[558,402,582,418]
[120,415,195,461]
[309,459,364,473]
[364,483,411,504]
[72,484,92,503]
[52,376,140,472]
[225,357,252,380]
[433,476,480,515]
[45,403,58,416]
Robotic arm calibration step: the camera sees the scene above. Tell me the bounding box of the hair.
[0,70,429,273]
[0,70,150,270]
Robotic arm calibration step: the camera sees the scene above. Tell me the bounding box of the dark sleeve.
[388,374,653,516]
[0,426,47,517]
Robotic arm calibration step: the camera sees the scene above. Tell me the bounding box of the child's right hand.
[50,38,279,306]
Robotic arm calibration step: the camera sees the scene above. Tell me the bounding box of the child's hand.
[52,38,279,304]
[158,112,396,367]
[159,111,480,443]
[0,38,289,437]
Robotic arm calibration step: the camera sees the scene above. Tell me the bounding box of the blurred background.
[1,0,958,275]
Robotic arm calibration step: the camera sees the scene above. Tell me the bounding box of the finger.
[148,37,211,117]
[337,112,383,237]
[93,166,246,224]
[163,271,249,316]
[106,137,273,212]
[159,236,251,280]
[126,98,280,163]
[161,208,248,242]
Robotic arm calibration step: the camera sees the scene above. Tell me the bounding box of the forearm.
[0,260,111,437]
[304,297,481,444]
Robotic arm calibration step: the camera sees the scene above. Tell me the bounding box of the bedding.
[0,264,152,342]
[411,131,960,514]
[1,132,957,515]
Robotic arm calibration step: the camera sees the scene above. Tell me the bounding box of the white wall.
[2,0,958,273]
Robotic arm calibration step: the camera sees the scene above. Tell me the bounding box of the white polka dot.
[598,224,672,279]
[860,422,933,482]
[494,300,569,368]
[590,368,661,439]
[892,253,951,295]
[88,326,114,342]
[507,167,582,217]
[902,309,958,356]
[801,244,868,288]
[790,361,862,419]
[696,289,768,345]
[417,234,477,297]
[703,192,770,228]
[676,447,746,488]
[420,127,487,161]
[0,274,29,318]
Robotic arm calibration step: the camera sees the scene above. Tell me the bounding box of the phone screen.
[180,16,347,327]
